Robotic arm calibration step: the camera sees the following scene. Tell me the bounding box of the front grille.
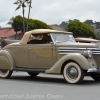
[93,54,100,67]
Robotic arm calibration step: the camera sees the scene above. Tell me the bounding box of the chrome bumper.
[87,68,100,73]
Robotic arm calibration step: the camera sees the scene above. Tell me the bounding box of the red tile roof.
[0,27,21,37]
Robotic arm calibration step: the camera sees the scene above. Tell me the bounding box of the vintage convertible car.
[0,29,100,84]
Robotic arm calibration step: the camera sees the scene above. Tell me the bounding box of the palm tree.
[26,0,32,31]
[13,0,29,34]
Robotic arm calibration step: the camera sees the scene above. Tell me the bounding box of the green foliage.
[67,21,97,39]
[60,21,67,28]
[97,34,100,39]
[60,19,80,28]
[12,15,23,32]
[84,20,93,26]
[95,22,100,29]
[28,19,52,31]
[8,15,52,32]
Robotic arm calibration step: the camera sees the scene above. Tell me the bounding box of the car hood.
[56,42,100,55]
[56,42,98,48]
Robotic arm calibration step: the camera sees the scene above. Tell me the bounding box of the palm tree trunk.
[22,6,25,35]
[26,0,32,31]
[15,31,17,39]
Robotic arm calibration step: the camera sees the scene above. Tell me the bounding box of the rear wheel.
[0,69,12,78]
[28,72,39,77]
[91,74,100,81]
[63,62,85,84]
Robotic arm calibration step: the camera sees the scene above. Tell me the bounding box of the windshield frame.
[50,33,75,45]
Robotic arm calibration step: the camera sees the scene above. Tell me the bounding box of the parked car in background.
[0,29,100,84]
[75,37,100,43]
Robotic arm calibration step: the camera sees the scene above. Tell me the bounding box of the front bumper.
[87,68,100,74]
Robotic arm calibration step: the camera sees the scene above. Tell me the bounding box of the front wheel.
[91,74,100,81]
[0,69,12,78]
[28,72,39,77]
[63,62,85,84]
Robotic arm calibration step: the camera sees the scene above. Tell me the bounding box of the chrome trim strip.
[58,47,100,50]
[58,47,87,50]
[92,53,100,54]
[59,52,82,54]
[58,50,85,52]
[92,51,100,52]
[58,47,100,55]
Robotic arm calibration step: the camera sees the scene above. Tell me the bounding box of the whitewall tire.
[63,62,85,84]
[0,69,12,78]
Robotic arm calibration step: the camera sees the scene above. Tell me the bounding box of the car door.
[28,44,53,68]
[9,44,29,68]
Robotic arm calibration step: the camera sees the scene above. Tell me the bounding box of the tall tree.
[13,0,29,34]
[26,0,32,31]
[67,21,96,39]
[7,15,52,37]
[7,16,24,38]
[84,20,94,26]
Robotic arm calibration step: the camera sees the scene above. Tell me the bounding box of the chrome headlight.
[87,50,92,58]
[83,50,92,58]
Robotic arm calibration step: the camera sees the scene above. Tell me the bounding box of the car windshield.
[50,33,75,43]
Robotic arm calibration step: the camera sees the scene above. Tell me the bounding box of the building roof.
[0,27,21,37]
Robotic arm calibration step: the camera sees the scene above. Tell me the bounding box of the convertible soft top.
[20,29,72,44]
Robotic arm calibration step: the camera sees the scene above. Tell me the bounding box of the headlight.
[83,50,92,58]
[87,50,92,58]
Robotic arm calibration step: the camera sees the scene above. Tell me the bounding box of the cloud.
[0,0,100,27]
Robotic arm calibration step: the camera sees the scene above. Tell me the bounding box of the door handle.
[29,48,31,50]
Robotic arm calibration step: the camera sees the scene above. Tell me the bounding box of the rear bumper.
[87,68,100,73]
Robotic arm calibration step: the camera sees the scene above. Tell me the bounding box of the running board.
[13,68,46,73]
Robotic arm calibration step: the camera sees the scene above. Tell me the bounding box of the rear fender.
[0,50,15,70]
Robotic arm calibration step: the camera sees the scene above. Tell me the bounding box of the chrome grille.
[93,54,100,67]
[58,47,100,55]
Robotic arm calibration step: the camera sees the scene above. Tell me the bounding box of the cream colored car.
[0,29,100,84]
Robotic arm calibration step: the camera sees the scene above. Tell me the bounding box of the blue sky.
[0,0,100,27]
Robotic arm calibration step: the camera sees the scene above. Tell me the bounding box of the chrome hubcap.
[67,67,78,79]
[0,70,8,75]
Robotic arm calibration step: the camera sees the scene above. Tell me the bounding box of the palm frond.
[19,0,22,4]
[7,22,12,25]
[15,5,21,10]
[7,17,14,25]
[13,1,19,4]
[27,1,32,8]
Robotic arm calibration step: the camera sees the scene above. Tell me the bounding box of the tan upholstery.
[42,34,51,41]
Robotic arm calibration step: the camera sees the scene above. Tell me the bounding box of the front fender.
[0,50,15,70]
[46,53,93,74]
